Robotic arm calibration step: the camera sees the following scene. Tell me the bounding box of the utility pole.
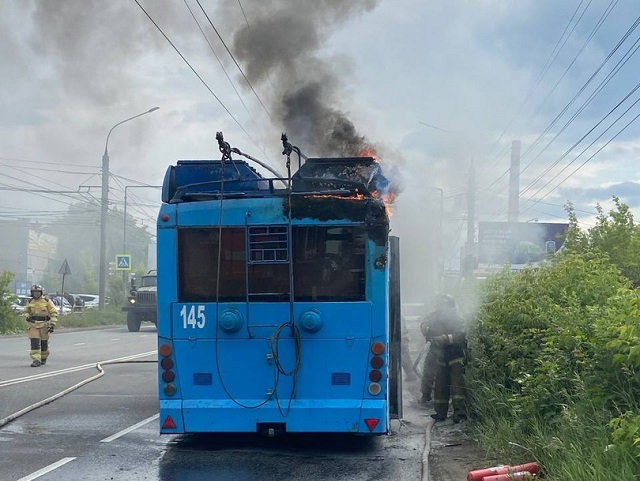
[99,107,159,310]
[464,161,476,278]
[508,140,521,223]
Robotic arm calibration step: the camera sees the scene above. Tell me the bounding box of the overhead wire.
[194,0,273,123]
[236,0,278,97]
[518,46,640,200]
[485,7,638,220]
[517,0,602,145]
[522,89,640,211]
[518,8,638,181]
[182,0,258,126]
[133,0,279,172]
[132,0,255,141]
[482,0,590,165]
[480,1,615,205]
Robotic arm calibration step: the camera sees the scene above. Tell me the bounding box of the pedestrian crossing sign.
[115,254,132,271]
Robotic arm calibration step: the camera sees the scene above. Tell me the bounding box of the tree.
[564,197,640,286]
[0,271,22,333]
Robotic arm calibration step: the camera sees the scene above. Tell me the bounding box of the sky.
[1,0,640,301]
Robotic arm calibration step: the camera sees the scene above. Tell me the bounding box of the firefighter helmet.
[30,284,44,294]
[436,293,456,310]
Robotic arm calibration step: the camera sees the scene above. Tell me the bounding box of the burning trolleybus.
[157,133,402,435]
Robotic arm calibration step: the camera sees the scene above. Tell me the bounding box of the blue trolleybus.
[157,134,403,435]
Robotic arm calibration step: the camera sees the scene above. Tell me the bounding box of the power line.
[482,0,592,165]
[182,0,258,126]
[132,0,278,170]
[133,0,253,139]
[522,91,640,210]
[194,0,273,123]
[484,12,640,220]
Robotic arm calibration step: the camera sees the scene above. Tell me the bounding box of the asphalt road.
[0,326,430,481]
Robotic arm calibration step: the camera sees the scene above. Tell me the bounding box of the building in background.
[0,220,60,293]
[474,221,570,278]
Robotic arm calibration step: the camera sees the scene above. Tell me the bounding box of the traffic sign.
[115,254,132,271]
[58,258,72,276]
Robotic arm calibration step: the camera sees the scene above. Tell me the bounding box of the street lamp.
[99,107,159,310]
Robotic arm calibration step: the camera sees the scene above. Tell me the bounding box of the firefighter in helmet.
[426,294,467,422]
[24,284,58,367]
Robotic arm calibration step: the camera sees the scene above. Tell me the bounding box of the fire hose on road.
[0,351,156,429]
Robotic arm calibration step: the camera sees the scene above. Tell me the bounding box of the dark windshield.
[140,276,157,288]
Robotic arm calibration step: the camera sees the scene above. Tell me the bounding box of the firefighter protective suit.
[24,287,58,367]
[427,295,467,422]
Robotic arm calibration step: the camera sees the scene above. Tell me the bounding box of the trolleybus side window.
[292,226,366,302]
[178,227,246,302]
[178,225,366,303]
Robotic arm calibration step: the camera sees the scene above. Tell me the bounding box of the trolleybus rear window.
[177,226,366,302]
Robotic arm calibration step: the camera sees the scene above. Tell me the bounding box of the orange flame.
[357,147,378,161]
[309,193,366,201]
[356,147,396,217]
[371,190,395,218]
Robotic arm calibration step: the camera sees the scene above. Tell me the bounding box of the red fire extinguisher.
[483,471,535,481]
[467,462,539,481]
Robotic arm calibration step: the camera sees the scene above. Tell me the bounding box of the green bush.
[0,272,24,334]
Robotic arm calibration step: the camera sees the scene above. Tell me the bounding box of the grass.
[468,379,640,480]
[0,306,126,335]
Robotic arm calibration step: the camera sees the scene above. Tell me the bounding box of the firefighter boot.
[29,338,42,367]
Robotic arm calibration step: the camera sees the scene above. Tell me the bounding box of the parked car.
[47,294,74,314]
[11,295,31,312]
[76,294,100,309]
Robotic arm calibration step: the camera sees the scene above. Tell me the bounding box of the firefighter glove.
[47,325,55,333]
[432,334,450,347]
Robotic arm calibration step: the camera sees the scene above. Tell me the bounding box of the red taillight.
[371,342,385,355]
[162,415,177,429]
[161,213,169,222]
[370,356,384,369]
[160,357,174,370]
[160,342,176,396]
[364,418,379,431]
[368,343,385,396]
[159,344,173,357]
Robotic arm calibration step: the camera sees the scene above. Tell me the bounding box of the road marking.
[17,457,76,481]
[0,351,156,388]
[73,342,86,346]
[100,413,159,443]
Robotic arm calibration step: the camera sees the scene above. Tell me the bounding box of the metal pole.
[98,107,159,311]
[123,186,129,298]
[438,188,443,291]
